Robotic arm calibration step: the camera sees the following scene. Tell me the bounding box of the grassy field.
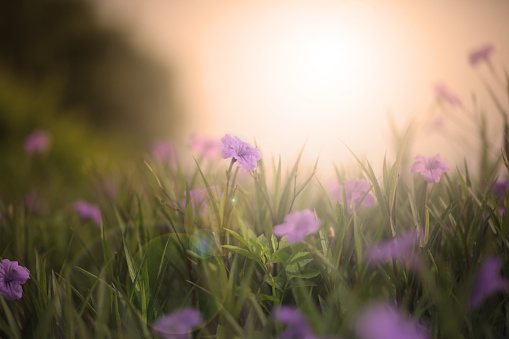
[1,49,508,339]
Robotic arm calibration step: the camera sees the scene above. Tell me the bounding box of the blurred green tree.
[0,0,180,144]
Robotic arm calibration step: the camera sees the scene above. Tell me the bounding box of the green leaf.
[270,250,291,263]
[287,279,317,289]
[0,298,21,339]
[224,228,249,248]
[256,234,270,252]
[222,245,264,266]
[287,252,312,265]
[259,294,280,303]
[271,234,279,252]
[194,158,221,226]
[291,268,320,279]
[285,260,312,275]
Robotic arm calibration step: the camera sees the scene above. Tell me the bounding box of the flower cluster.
[0,259,30,300]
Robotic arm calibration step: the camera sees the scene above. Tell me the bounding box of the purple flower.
[152,140,177,165]
[434,83,460,106]
[273,209,320,244]
[331,178,375,213]
[482,207,505,221]
[0,259,30,300]
[96,178,118,200]
[180,187,221,216]
[366,231,421,265]
[470,256,508,309]
[74,200,101,227]
[426,116,446,134]
[221,134,261,171]
[24,129,50,155]
[189,133,221,159]
[152,308,203,339]
[469,44,494,67]
[181,188,206,216]
[355,302,429,339]
[411,154,449,183]
[274,306,317,339]
[489,179,509,201]
[25,191,42,214]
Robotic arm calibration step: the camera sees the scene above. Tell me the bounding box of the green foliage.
[2,129,508,338]
[1,46,509,339]
[0,0,181,142]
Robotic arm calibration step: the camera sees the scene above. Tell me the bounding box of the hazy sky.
[97,0,509,177]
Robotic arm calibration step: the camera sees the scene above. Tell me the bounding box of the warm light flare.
[96,0,509,176]
[191,1,403,169]
[282,31,365,101]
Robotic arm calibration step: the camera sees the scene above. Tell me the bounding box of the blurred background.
[1,0,509,191]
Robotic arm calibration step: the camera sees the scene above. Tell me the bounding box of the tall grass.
[1,54,508,339]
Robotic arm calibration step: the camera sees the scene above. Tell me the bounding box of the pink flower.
[426,116,446,134]
[411,154,449,183]
[434,83,459,106]
[74,200,101,227]
[24,129,50,155]
[181,187,221,216]
[151,140,177,165]
[181,189,206,216]
[499,208,505,216]
[273,306,317,339]
[152,308,203,339]
[0,259,30,301]
[189,134,221,159]
[95,178,118,200]
[489,179,509,201]
[273,209,320,244]
[470,256,508,309]
[366,231,421,266]
[331,178,375,213]
[355,302,429,339]
[25,191,42,214]
[482,208,505,221]
[221,134,261,171]
[469,44,494,67]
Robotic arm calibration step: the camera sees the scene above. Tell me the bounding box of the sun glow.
[268,5,378,115]
[189,1,404,167]
[117,0,425,172]
[99,0,509,176]
[279,26,360,102]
